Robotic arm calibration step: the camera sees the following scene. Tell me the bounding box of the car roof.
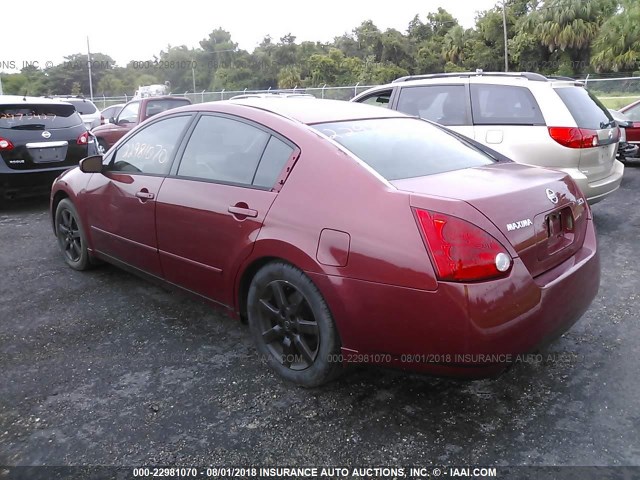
[0,95,76,106]
[223,98,407,124]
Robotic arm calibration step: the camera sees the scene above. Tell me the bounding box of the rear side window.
[397,85,468,126]
[253,136,294,188]
[145,99,190,118]
[0,103,81,129]
[314,118,494,181]
[554,87,614,129]
[471,84,545,125]
[177,115,272,186]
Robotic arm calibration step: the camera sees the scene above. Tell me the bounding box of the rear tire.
[247,262,343,387]
[55,198,93,271]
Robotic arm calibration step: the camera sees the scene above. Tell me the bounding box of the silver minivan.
[352,72,624,204]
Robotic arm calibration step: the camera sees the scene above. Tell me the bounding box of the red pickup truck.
[92,96,191,153]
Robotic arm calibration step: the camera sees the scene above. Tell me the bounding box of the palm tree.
[523,0,616,51]
[591,0,640,72]
[443,26,466,64]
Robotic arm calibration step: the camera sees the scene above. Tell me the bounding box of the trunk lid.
[391,163,589,278]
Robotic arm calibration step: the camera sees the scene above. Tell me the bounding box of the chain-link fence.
[94,84,376,109]
[582,75,640,110]
[93,76,640,111]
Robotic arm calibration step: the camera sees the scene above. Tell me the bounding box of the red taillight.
[77,131,89,145]
[100,115,105,125]
[414,209,512,282]
[548,127,599,149]
[0,137,15,151]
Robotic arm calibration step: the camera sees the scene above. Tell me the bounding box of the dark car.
[50,98,600,386]
[0,95,97,203]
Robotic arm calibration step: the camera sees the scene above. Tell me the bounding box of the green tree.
[591,0,640,72]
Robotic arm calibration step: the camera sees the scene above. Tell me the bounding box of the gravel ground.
[0,165,639,469]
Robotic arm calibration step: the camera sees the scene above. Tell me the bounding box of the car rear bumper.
[564,160,624,205]
[0,165,70,199]
[309,218,600,378]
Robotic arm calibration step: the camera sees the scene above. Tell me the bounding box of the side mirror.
[79,155,104,173]
[108,117,116,124]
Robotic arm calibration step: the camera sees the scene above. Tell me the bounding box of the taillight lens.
[0,137,15,151]
[414,209,512,282]
[77,131,89,145]
[548,127,600,149]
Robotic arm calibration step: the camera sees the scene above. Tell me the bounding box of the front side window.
[471,84,545,125]
[177,116,294,189]
[109,115,191,175]
[313,118,494,181]
[117,102,140,123]
[358,90,392,109]
[397,85,468,126]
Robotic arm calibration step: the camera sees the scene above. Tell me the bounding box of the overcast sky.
[1,0,499,72]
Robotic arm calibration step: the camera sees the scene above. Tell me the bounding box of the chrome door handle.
[135,191,155,200]
[228,205,258,217]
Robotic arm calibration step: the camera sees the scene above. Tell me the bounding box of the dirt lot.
[1,166,639,469]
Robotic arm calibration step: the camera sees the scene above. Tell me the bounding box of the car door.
[155,114,298,307]
[84,114,193,276]
[393,84,475,139]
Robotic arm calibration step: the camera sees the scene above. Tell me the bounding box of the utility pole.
[502,1,509,72]
[87,36,94,100]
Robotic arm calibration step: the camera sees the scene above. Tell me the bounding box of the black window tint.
[253,136,294,188]
[145,99,190,118]
[110,115,190,175]
[554,87,614,129]
[358,90,392,108]
[177,116,270,185]
[313,118,493,181]
[397,85,467,125]
[0,103,81,129]
[471,84,545,125]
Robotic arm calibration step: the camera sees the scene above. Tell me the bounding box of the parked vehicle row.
[1,71,636,386]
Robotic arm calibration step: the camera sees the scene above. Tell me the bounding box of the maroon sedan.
[50,99,600,386]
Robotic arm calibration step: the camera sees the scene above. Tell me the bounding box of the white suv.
[352,72,624,204]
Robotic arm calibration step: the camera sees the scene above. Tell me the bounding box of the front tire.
[247,262,343,387]
[55,198,92,271]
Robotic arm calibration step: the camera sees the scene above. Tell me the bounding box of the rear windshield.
[313,118,494,180]
[0,103,82,129]
[145,99,191,118]
[554,87,614,130]
[64,99,97,115]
